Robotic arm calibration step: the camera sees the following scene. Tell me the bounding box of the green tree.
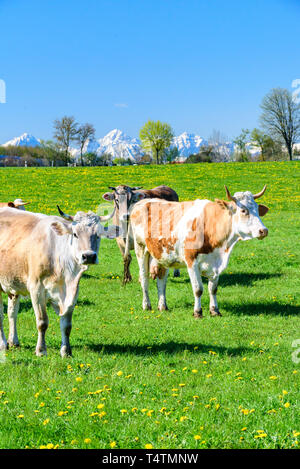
[250,128,283,161]
[40,139,64,166]
[260,88,300,161]
[139,120,174,164]
[53,116,78,163]
[186,146,214,163]
[164,146,180,163]
[233,128,250,161]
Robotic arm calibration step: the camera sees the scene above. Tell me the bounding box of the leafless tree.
[53,116,78,163]
[260,88,300,160]
[208,129,231,162]
[76,123,96,166]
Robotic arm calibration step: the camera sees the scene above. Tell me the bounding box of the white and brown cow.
[0,206,120,357]
[130,185,269,317]
[102,185,180,283]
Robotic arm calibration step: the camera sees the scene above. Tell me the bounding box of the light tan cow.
[129,186,269,317]
[0,206,120,357]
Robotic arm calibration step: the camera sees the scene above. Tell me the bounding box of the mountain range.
[1,130,260,160]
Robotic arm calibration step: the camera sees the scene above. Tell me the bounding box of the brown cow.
[102,185,180,282]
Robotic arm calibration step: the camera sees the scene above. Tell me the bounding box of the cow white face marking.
[53,211,121,266]
[71,213,101,265]
[103,186,145,225]
[232,191,268,241]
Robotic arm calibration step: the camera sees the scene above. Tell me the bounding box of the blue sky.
[0,0,299,142]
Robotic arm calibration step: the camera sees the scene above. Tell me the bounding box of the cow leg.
[208,276,222,317]
[123,252,132,284]
[0,294,7,351]
[7,295,20,347]
[157,268,169,311]
[117,238,132,283]
[136,246,151,310]
[173,269,180,277]
[60,310,73,358]
[187,263,203,318]
[30,288,49,356]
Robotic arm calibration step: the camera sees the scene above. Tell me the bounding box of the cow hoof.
[8,341,20,348]
[122,276,132,285]
[210,308,222,317]
[193,309,203,319]
[143,304,152,311]
[158,304,169,312]
[0,342,8,351]
[60,345,72,358]
[36,349,47,357]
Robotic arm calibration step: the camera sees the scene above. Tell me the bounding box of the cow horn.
[253,185,267,200]
[224,185,236,202]
[57,205,74,221]
[99,205,116,222]
[132,186,143,190]
[108,186,116,191]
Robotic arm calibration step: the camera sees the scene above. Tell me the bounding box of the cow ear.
[258,204,269,217]
[51,221,72,236]
[102,192,114,201]
[8,202,15,208]
[133,192,145,202]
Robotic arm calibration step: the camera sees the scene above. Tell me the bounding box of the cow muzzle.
[81,251,98,265]
[257,228,268,240]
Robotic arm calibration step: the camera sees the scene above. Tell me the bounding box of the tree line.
[0,87,299,167]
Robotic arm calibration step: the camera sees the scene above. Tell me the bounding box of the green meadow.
[0,161,300,449]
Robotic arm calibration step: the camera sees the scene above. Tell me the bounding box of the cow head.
[53,205,122,265]
[224,185,269,241]
[102,185,145,224]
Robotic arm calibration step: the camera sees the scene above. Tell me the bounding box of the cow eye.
[241,208,249,215]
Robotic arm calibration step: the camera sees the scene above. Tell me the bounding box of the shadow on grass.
[84,341,251,357]
[170,272,282,287]
[6,297,95,315]
[223,301,300,317]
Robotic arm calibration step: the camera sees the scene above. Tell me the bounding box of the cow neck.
[57,233,87,280]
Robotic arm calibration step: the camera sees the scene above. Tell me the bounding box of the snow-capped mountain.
[2,129,269,161]
[71,129,141,161]
[97,129,141,161]
[171,132,208,157]
[2,133,41,148]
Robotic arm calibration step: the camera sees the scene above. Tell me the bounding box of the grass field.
[0,162,300,449]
